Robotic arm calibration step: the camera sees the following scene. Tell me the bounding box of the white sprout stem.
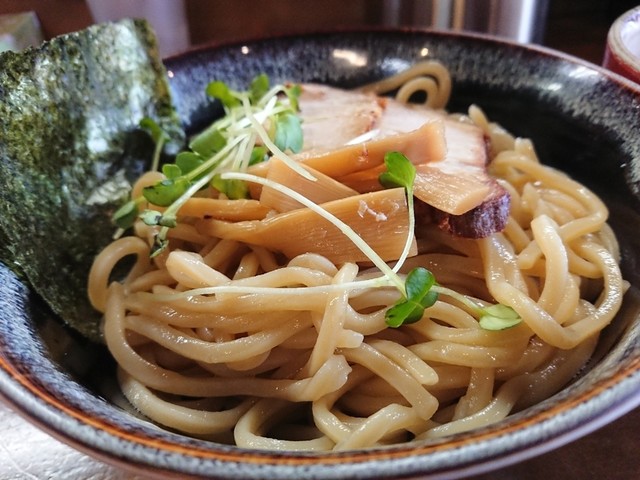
[230,133,255,172]
[166,166,221,218]
[151,136,165,172]
[240,97,316,181]
[112,226,125,240]
[256,93,280,117]
[226,101,288,134]
[257,85,288,108]
[149,276,391,301]
[345,129,380,145]
[221,171,407,293]
[392,193,416,274]
[165,137,251,220]
[183,133,246,182]
[432,284,485,315]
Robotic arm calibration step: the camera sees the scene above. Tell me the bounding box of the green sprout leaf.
[479,304,522,330]
[139,116,170,172]
[211,174,250,199]
[274,112,303,153]
[189,128,226,158]
[249,73,270,104]
[112,199,139,230]
[175,151,205,177]
[162,163,182,179]
[142,177,190,206]
[140,210,177,228]
[139,209,161,226]
[115,74,305,258]
[206,80,240,108]
[150,231,169,258]
[249,145,268,165]
[139,116,169,144]
[386,267,438,327]
[379,151,416,190]
[429,283,523,331]
[284,83,302,111]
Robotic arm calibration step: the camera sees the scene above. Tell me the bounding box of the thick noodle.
[88,62,626,450]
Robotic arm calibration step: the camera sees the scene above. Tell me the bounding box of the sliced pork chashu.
[377,97,510,237]
[294,85,509,238]
[296,83,384,152]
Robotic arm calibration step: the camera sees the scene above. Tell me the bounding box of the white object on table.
[0,11,43,52]
[85,0,190,57]
[0,401,147,480]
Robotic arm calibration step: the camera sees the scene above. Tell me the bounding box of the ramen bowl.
[1,29,640,479]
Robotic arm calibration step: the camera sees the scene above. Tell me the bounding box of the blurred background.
[1,0,639,64]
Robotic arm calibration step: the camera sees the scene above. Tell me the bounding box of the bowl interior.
[1,29,640,480]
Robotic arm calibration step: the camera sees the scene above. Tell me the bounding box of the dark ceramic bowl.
[1,29,640,480]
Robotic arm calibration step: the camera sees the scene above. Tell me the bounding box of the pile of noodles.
[88,63,626,450]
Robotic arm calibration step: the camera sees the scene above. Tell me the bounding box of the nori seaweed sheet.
[0,19,184,342]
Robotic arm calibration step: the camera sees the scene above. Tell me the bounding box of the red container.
[603,6,640,84]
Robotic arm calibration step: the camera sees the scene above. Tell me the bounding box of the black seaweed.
[0,19,184,342]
